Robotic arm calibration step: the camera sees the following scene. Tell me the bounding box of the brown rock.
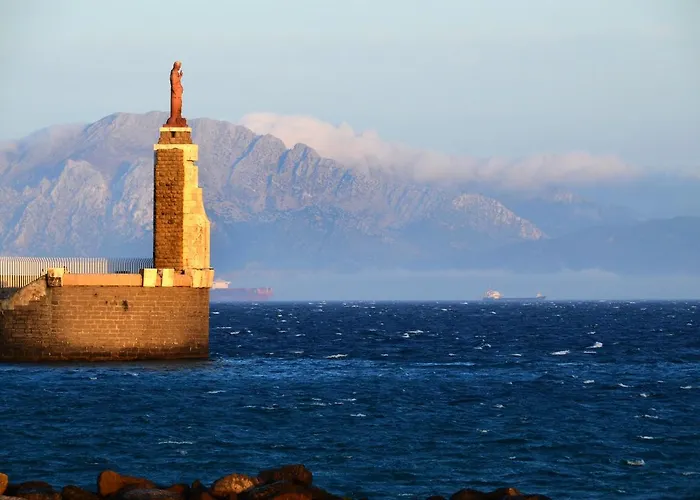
[13,490,60,500]
[491,488,521,499]
[450,487,522,500]
[0,474,8,496]
[164,485,188,498]
[240,481,311,500]
[14,481,60,500]
[1,496,26,500]
[4,485,20,496]
[97,471,156,497]
[210,474,259,496]
[61,486,99,500]
[189,482,205,493]
[257,466,312,488]
[187,482,216,500]
[450,490,486,500]
[113,489,182,500]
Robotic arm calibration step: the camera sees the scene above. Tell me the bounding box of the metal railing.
[0,257,153,288]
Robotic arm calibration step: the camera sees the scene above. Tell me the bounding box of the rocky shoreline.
[0,466,552,500]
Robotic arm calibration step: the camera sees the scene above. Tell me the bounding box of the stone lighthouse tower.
[152,61,212,284]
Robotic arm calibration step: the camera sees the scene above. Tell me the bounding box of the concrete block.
[204,269,214,288]
[173,273,193,287]
[47,267,65,278]
[142,268,158,288]
[189,268,214,288]
[190,269,204,288]
[46,267,65,287]
[160,268,174,287]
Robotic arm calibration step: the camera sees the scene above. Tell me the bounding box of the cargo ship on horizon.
[210,280,273,302]
[482,289,546,302]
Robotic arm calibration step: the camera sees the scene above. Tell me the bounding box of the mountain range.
[0,111,697,276]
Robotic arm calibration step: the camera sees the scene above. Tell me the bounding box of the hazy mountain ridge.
[0,112,542,268]
[493,191,641,237]
[478,216,700,275]
[0,112,697,274]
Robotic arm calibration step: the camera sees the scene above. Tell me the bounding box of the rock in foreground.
[0,466,552,500]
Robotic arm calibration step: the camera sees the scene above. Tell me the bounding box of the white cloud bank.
[240,112,638,190]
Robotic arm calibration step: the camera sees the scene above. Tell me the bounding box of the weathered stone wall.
[153,127,211,271]
[153,148,186,269]
[0,281,209,362]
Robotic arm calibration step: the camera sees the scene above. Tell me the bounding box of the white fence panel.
[0,257,153,288]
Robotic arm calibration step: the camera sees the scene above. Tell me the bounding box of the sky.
[2,0,699,170]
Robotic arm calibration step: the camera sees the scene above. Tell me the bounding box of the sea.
[1,301,699,499]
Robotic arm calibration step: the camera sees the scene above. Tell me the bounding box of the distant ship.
[482,289,546,302]
[210,280,273,302]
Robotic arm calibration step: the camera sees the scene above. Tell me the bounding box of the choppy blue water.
[1,301,699,499]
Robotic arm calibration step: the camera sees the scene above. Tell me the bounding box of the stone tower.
[153,126,212,274]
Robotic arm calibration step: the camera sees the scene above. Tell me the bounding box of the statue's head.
[173,61,182,69]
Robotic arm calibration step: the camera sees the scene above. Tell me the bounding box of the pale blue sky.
[2,0,699,167]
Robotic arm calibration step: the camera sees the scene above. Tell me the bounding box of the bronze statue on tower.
[165,61,188,127]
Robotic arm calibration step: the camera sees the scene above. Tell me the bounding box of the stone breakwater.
[0,467,552,500]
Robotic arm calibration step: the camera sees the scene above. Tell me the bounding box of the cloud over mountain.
[240,112,638,190]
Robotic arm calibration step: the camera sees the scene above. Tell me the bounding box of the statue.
[165,61,188,127]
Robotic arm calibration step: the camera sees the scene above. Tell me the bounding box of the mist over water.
[1,301,699,499]
[225,269,700,301]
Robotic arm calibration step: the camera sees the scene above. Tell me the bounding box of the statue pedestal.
[157,126,192,145]
[164,117,188,127]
